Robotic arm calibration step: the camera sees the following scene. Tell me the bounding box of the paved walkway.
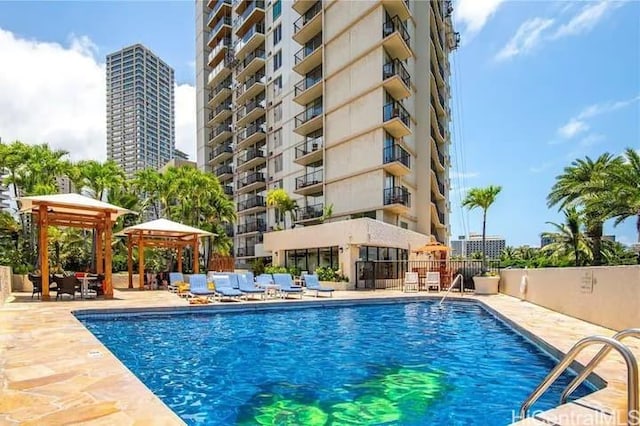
[0,290,637,425]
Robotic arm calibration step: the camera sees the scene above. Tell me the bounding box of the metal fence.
[354,259,501,291]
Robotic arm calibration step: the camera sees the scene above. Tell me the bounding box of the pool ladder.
[519,328,640,425]
[438,274,464,306]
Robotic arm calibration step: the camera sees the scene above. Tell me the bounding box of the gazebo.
[118,219,213,290]
[18,193,134,300]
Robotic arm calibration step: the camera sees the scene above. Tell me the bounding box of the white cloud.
[0,28,196,163]
[579,133,605,148]
[495,18,554,61]
[558,119,589,139]
[454,0,505,40]
[552,0,624,39]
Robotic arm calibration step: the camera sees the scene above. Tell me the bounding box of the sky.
[0,0,638,247]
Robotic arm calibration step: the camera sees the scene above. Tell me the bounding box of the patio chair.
[256,274,273,287]
[56,276,79,300]
[188,274,216,299]
[244,271,255,284]
[237,274,265,300]
[28,274,42,299]
[211,275,243,301]
[272,273,303,299]
[404,272,419,293]
[303,274,334,298]
[426,272,441,292]
[168,272,184,293]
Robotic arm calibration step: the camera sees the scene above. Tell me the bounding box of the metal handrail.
[560,328,640,404]
[438,273,463,306]
[519,336,639,424]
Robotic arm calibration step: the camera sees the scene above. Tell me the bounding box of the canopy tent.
[18,193,134,300]
[117,218,213,290]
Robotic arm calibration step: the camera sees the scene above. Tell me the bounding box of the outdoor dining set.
[29,272,104,300]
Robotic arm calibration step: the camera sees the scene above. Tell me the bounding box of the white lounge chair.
[404,272,419,293]
[426,272,441,292]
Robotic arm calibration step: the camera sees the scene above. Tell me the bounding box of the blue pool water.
[79,301,594,425]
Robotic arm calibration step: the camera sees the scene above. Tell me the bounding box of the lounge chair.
[168,272,184,293]
[237,274,265,300]
[272,273,303,299]
[244,271,255,284]
[188,274,216,299]
[256,274,273,286]
[211,275,243,301]
[404,272,419,293]
[303,274,334,298]
[426,271,441,292]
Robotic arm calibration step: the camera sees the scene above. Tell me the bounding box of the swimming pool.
[79,300,594,425]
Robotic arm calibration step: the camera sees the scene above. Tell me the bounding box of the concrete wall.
[0,266,11,305]
[500,266,640,331]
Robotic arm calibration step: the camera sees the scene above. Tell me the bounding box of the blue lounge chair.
[168,272,184,293]
[188,274,215,299]
[272,273,303,299]
[244,271,255,284]
[304,274,334,298]
[211,275,243,301]
[237,274,265,300]
[256,274,273,287]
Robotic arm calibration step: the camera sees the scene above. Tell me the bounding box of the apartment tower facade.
[196,0,457,266]
[107,44,176,177]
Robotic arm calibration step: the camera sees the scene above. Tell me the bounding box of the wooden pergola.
[18,193,133,300]
[117,219,213,290]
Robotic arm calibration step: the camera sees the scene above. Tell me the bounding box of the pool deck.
[0,289,637,425]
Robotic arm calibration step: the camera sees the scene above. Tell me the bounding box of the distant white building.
[451,233,506,259]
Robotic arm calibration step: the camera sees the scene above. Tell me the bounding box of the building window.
[272,127,282,148]
[273,102,282,122]
[273,0,281,20]
[273,76,282,97]
[273,179,283,189]
[273,50,282,71]
[273,154,283,173]
[273,24,282,46]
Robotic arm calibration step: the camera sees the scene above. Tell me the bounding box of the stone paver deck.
[0,290,637,425]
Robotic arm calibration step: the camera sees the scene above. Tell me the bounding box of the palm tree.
[462,185,502,270]
[548,153,624,266]
[541,207,591,267]
[606,148,640,243]
[133,168,163,218]
[79,160,125,201]
[266,188,297,230]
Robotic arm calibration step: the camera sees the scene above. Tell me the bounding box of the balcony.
[293,34,323,75]
[294,169,323,196]
[431,170,446,200]
[236,121,266,150]
[208,36,232,68]
[430,135,446,171]
[237,220,266,235]
[383,144,410,176]
[208,121,233,145]
[237,195,266,213]
[236,96,266,127]
[210,142,233,163]
[207,0,232,28]
[223,184,234,197]
[383,186,410,214]
[382,101,411,138]
[207,53,234,87]
[294,102,323,136]
[383,59,411,100]
[208,100,233,126]
[292,0,316,14]
[215,164,234,180]
[294,136,323,166]
[382,16,411,61]
[208,16,232,47]
[293,1,322,44]
[234,0,265,36]
[238,171,266,193]
[223,223,234,237]
[236,246,256,257]
[293,67,322,105]
[296,203,324,223]
[236,47,266,82]
[235,22,265,60]
[235,72,265,104]
[431,202,446,227]
[382,0,411,21]
[208,76,232,107]
[236,146,266,172]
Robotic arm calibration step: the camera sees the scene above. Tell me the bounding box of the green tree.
[541,207,591,267]
[78,160,125,201]
[606,148,640,243]
[462,185,502,271]
[266,188,297,230]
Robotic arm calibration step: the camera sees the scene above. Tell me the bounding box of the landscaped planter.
[12,274,33,292]
[320,281,353,291]
[473,276,500,295]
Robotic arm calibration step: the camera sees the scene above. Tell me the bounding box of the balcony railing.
[210,16,232,42]
[223,223,234,236]
[234,0,265,29]
[208,37,232,63]
[208,0,231,24]
[384,186,410,207]
[237,121,266,142]
[211,76,232,99]
[382,15,410,45]
[295,169,323,190]
[211,120,232,138]
[236,246,255,257]
[237,95,265,120]
[295,136,323,159]
[223,185,233,196]
[383,101,410,128]
[383,144,410,168]
[235,23,265,53]
[213,143,233,158]
[295,103,323,128]
[237,220,266,234]
[237,195,266,211]
[294,33,323,65]
[215,164,233,176]
[208,53,234,83]
[209,101,232,119]
[293,1,322,32]
[383,59,410,87]
[239,171,266,188]
[297,203,323,221]
[294,67,322,96]
[237,147,265,165]
[236,72,265,96]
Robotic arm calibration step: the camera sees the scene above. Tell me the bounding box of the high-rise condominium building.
[452,234,506,259]
[196,0,457,270]
[107,44,176,177]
